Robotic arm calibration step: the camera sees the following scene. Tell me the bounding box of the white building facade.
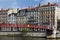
[7,13,17,24]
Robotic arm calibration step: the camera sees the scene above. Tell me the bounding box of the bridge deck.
[0,23,53,30]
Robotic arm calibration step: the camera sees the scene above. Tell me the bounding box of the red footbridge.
[0,23,53,31]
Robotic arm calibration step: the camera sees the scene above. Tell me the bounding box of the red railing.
[0,23,53,30]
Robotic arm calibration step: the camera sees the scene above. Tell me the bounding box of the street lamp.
[27,24,30,28]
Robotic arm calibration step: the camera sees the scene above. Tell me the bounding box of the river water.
[0,36,60,40]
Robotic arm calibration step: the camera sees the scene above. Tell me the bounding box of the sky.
[0,0,60,8]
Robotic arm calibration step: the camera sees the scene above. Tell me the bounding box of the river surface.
[0,36,60,40]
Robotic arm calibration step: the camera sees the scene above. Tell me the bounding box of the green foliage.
[22,28,27,33]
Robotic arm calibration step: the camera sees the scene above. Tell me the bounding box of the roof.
[41,3,58,7]
[0,10,9,12]
[8,13,17,16]
[19,3,58,11]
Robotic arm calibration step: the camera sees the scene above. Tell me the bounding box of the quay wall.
[0,32,46,37]
[57,31,60,38]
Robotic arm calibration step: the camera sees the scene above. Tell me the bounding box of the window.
[38,28,40,31]
[34,28,38,31]
[1,27,11,31]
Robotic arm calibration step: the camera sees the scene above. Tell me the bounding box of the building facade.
[0,3,60,32]
[7,13,17,24]
[7,8,19,15]
[17,9,27,24]
[17,16,27,24]
[0,9,8,23]
[38,3,60,31]
[38,3,57,27]
[26,7,40,25]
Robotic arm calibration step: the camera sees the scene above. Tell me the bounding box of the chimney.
[28,6,31,8]
[1,8,3,10]
[48,2,50,5]
[54,3,58,6]
[39,3,40,6]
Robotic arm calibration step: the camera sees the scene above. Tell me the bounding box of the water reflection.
[0,36,60,40]
[47,38,60,40]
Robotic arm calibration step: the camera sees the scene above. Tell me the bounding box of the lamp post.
[27,24,30,28]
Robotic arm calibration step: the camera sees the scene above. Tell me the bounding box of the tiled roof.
[19,3,58,11]
[41,3,58,7]
[0,10,9,12]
